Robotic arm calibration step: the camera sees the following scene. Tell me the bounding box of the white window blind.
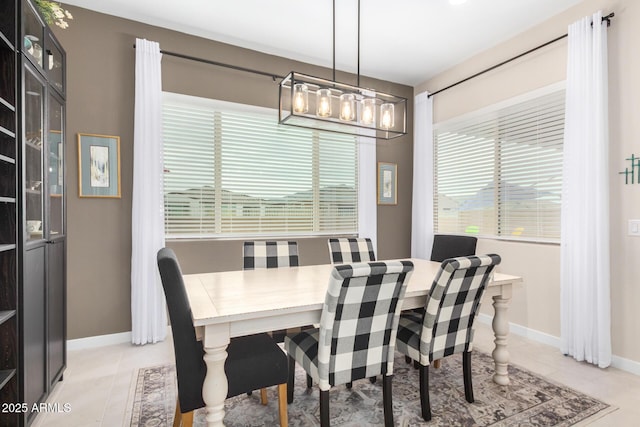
[433,86,565,242]
[162,93,358,238]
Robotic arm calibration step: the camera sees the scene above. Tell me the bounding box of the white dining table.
[183,258,523,426]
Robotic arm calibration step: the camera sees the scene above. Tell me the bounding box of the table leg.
[491,290,511,386]
[203,325,230,426]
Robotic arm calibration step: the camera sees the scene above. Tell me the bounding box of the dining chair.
[327,237,376,264]
[395,254,501,421]
[284,260,414,427]
[157,248,289,427]
[327,236,378,385]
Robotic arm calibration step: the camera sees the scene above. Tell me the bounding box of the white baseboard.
[67,331,132,351]
[476,313,640,376]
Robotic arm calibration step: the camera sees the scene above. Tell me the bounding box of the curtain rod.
[428,12,614,98]
[133,45,283,81]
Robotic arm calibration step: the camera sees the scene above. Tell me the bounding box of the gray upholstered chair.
[430,234,478,262]
[327,237,376,264]
[157,248,289,427]
[285,261,414,427]
[396,254,501,421]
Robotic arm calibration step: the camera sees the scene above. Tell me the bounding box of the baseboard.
[67,331,132,351]
[477,313,640,376]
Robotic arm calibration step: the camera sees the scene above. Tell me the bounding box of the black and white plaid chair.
[327,237,376,264]
[396,254,501,421]
[284,261,414,427]
[243,240,299,269]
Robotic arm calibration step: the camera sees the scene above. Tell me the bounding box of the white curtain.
[560,11,611,367]
[411,91,434,260]
[131,38,167,345]
[358,134,377,253]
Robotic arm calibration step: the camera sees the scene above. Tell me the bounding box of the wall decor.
[619,154,640,184]
[377,162,397,205]
[78,133,121,198]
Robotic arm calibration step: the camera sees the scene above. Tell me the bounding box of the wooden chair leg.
[382,375,394,427]
[173,399,181,427]
[419,364,431,421]
[433,359,441,369]
[463,351,474,403]
[260,388,268,405]
[405,355,412,364]
[277,383,288,427]
[369,376,376,384]
[287,355,295,404]
[181,410,194,427]
[346,382,352,389]
[306,374,313,389]
[320,389,330,427]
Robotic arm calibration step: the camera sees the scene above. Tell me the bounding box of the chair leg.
[433,359,441,369]
[419,364,431,421]
[369,376,376,384]
[307,374,313,389]
[382,375,394,427]
[260,388,268,405]
[181,411,194,427]
[463,351,474,403]
[287,355,295,404]
[173,399,181,427]
[320,389,330,427]
[346,382,352,389]
[413,360,419,369]
[405,355,412,364]
[277,383,288,427]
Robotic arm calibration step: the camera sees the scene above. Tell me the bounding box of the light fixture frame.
[279,71,407,140]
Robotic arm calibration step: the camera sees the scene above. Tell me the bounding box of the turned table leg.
[203,324,230,426]
[491,286,512,386]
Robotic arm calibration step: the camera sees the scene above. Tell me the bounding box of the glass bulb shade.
[339,94,356,121]
[380,103,395,130]
[361,98,376,125]
[293,83,309,113]
[316,89,332,117]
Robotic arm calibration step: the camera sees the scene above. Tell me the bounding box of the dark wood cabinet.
[0,1,66,425]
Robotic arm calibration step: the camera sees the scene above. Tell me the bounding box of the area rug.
[127,352,614,426]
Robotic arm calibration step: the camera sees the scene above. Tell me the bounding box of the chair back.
[430,234,478,262]
[157,248,206,413]
[243,241,299,269]
[327,237,376,264]
[420,254,501,364]
[317,261,414,389]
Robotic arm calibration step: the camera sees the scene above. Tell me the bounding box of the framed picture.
[77,133,121,198]
[377,162,397,205]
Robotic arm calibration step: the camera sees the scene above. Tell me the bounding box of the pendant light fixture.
[279,0,407,139]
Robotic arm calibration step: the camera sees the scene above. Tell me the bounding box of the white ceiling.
[62,0,583,86]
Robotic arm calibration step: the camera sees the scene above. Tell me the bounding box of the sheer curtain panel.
[560,11,611,367]
[131,39,167,345]
[411,92,434,259]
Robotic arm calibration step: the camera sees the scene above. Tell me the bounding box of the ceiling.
[62,0,583,86]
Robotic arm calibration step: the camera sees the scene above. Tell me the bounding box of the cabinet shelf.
[0,369,16,390]
[0,96,15,112]
[0,310,15,326]
[0,125,15,139]
[0,31,14,51]
[0,153,15,164]
[0,196,15,203]
[0,244,15,253]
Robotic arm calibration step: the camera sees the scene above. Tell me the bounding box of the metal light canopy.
[279,72,407,139]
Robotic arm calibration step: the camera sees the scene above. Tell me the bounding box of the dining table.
[183,257,523,426]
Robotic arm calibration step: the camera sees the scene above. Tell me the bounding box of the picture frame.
[377,162,397,205]
[77,133,121,198]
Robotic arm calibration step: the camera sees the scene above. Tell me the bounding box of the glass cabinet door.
[22,0,45,70]
[47,93,63,237]
[46,33,64,95]
[24,65,44,242]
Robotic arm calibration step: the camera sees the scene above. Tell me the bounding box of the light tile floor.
[32,323,640,426]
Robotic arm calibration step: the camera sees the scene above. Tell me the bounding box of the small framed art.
[377,162,397,205]
[77,133,121,198]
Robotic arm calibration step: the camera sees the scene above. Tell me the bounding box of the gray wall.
[53,6,414,339]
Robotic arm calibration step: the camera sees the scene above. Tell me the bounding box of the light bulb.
[361,98,375,125]
[339,94,355,121]
[293,83,308,113]
[316,89,332,117]
[380,103,394,130]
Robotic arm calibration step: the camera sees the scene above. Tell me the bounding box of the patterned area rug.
[127,352,614,426]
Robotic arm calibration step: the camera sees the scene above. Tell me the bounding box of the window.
[162,93,358,238]
[433,85,565,242]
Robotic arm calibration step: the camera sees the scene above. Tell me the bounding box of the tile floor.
[32,323,640,426]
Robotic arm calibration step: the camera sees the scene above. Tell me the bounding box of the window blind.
[433,87,565,242]
[162,93,358,238]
